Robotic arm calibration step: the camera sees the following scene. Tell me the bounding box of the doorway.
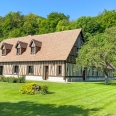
[44,66,49,80]
[82,70,86,81]
[0,66,3,75]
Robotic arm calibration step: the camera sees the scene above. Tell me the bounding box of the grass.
[0,80,116,116]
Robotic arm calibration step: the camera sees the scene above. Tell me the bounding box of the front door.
[82,70,86,81]
[0,66,3,75]
[45,66,49,80]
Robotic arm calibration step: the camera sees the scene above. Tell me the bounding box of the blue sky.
[0,0,116,20]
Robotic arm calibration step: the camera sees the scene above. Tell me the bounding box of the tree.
[8,28,23,38]
[36,18,50,34]
[75,27,116,84]
[0,16,3,38]
[2,11,24,38]
[56,19,70,31]
[23,13,39,35]
[96,10,116,29]
[47,12,69,32]
[73,16,102,40]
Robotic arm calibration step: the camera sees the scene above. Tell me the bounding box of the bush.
[20,83,49,95]
[7,77,16,83]
[40,85,49,95]
[16,78,21,83]
[20,83,41,95]
[0,76,8,82]
[19,75,25,83]
[0,75,26,83]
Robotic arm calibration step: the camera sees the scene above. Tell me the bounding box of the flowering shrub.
[20,83,48,95]
[20,83,40,95]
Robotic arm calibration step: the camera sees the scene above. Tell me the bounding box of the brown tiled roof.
[0,29,82,62]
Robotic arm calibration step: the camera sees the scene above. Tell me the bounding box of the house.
[0,29,114,82]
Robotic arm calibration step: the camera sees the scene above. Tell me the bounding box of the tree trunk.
[104,70,108,85]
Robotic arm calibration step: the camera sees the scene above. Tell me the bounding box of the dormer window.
[2,47,6,56]
[1,43,13,56]
[31,47,35,54]
[29,39,42,55]
[17,48,20,55]
[15,41,27,55]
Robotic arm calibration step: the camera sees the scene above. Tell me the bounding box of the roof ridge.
[2,29,82,42]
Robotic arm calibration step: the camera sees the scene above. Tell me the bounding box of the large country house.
[0,29,114,82]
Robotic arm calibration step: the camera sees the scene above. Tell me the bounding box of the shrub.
[15,78,21,83]
[20,83,49,95]
[0,76,8,82]
[19,75,25,83]
[40,85,49,95]
[20,83,41,95]
[0,75,26,83]
[8,77,16,83]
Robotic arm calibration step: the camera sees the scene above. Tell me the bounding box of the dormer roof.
[1,43,13,50]
[15,41,28,49]
[29,39,42,47]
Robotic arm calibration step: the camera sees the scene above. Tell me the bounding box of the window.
[0,66,3,75]
[28,66,34,74]
[67,67,68,72]
[13,66,19,74]
[31,47,35,54]
[57,66,62,75]
[2,49,6,56]
[92,69,94,75]
[97,71,99,77]
[17,48,20,55]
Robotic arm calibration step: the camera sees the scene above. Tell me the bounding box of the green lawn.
[0,80,116,116]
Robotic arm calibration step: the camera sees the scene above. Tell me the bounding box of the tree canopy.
[0,10,116,41]
[75,27,116,84]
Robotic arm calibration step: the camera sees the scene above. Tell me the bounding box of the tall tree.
[0,16,3,38]
[47,12,69,32]
[2,12,24,38]
[56,19,70,31]
[96,10,116,29]
[23,13,39,35]
[75,27,116,84]
[36,18,50,34]
[73,16,102,40]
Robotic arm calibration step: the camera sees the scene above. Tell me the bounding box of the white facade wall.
[48,76,65,82]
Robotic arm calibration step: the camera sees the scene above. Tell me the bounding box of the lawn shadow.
[48,91,55,94]
[108,83,116,86]
[94,82,116,86]
[85,80,105,82]
[0,101,100,116]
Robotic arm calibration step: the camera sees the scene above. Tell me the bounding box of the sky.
[0,0,116,20]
